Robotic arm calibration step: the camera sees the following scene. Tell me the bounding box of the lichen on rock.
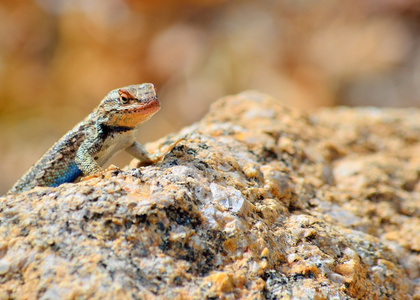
[0,91,417,299]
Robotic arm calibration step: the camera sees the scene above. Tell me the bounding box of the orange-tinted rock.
[0,91,416,298]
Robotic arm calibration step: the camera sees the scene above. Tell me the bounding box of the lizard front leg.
[125,141,154,166]
[75,140,102,175]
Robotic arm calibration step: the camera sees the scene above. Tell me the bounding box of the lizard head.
[96,83,160,128]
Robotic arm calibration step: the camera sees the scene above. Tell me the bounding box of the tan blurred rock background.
[0,0,419,193]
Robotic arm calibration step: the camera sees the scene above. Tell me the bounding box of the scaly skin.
[8,83,160,194]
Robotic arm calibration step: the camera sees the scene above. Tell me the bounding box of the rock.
[0,91,417,299]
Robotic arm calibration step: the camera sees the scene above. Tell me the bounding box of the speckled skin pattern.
[8,83,160,194]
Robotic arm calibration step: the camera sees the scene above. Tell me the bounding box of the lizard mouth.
[139,96,160,114]
[143,97,160,109]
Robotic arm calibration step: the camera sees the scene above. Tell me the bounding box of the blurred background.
[1,0,419,193]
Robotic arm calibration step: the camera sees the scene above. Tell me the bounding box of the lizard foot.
[81,165,121,181]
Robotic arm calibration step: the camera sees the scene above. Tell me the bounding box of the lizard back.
[8,121,88,194]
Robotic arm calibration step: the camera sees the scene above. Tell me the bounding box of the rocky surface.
[1,91,419,299]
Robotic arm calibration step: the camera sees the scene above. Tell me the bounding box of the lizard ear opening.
[118,89,135,104]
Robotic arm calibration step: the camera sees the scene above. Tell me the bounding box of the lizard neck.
[99,124,136,140]
[102,125,134,132]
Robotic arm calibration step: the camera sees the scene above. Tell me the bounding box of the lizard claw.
[129,154,163,168]
[81,165,121,181]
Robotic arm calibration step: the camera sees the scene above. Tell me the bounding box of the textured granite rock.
[1,91,418,299]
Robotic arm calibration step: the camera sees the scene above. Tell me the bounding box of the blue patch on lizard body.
[50,162,83,187]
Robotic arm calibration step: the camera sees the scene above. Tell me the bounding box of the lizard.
[8,83,160,195]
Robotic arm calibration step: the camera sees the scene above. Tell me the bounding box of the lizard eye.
[119,89,133,104]
[120,95,129,104]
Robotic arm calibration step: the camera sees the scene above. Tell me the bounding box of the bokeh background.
[1,0,419,193]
